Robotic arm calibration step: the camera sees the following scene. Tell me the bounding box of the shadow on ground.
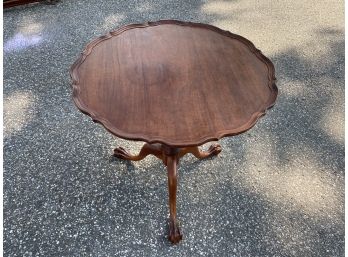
[4,0,344,256]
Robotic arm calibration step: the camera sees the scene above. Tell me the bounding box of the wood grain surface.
[71,20,277,147]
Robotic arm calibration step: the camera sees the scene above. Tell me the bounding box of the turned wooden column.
[167,155,182,243]
[162,145,182,243]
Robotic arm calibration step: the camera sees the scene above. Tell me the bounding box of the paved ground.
[3,0,344,256]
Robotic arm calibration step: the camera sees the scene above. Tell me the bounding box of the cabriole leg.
[178,143,222,159]
[113,143,164,162]
[166,153,183,244]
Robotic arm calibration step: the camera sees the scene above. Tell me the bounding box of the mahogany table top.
[71,20,278,147]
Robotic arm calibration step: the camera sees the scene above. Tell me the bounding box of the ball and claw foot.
[206,143,222,156]
[113,147,131,160]
[168,218,183,244]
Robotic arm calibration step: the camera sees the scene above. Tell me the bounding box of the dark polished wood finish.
[114,143,164,163]
[113,142,221,242]
[166,152,181,243]
[71,20,278,244]
[71,20,277,148]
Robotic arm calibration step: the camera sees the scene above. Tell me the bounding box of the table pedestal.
[113,143,222,244]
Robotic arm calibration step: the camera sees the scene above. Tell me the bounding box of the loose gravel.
[4,0,344,256]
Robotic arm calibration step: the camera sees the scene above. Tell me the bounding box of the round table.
[70,20,278,244]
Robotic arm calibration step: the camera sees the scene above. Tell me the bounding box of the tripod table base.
[113,142,222,244]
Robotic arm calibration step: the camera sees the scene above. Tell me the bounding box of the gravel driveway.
[4,0,344,256]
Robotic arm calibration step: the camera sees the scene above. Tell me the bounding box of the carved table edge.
[70,20,278,148]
